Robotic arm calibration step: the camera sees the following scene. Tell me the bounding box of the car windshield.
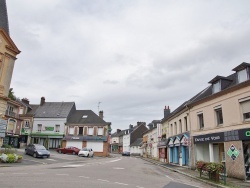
[81,148,88,151]
[35,145,46,150]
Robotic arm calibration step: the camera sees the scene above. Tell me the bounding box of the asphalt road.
[0,152,215,188]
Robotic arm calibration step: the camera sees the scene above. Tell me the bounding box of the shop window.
[37,124,42,132]
[198,113,204,129]
[215,108,223,125]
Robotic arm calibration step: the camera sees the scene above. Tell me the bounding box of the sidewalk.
[140,157,250,188]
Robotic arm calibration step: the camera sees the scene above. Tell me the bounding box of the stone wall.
[224,141,246,180]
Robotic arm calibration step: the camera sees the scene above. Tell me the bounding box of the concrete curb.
[141,157,229,188]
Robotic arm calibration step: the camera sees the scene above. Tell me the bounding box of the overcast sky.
[7,0,250,132]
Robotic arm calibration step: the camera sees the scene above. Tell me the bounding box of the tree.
[8,88,16,100]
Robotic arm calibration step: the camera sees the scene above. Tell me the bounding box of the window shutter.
[241,100,250,113]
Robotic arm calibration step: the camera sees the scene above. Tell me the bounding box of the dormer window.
[213,80,221,94]
[237,69,248,83]
[232,62,250,84]
[82,115,88,118]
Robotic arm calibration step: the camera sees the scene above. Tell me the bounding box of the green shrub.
[18,155,23,160]
[6,154,16,163]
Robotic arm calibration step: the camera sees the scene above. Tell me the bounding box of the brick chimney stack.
[99,110,103,119]
[40,97,45,106]
[22,98,29,105]
[164,105,170,118]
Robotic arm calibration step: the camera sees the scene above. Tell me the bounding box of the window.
[170,124,173,136]
[215,108,223,125]
[174,122,177,135]
[79,127,83,135]
[237,69,248,83]
[98,127,103,135]
[240,99,250,121]
[179,119,182,133]
[55,125,60,132]
[24,120,30,128]
[38,124,42,132]
[184,116,188,131]
[213,81,221,93]
[88,127,93,135]
[69,127,74,135]
[198,113,204,129]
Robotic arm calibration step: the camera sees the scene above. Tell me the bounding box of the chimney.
[22,98,29,105]
[99,110,103,119]
[40,97,45,106]
[129,124,133,130]
[117,129,121,133]
[164,106,170,118]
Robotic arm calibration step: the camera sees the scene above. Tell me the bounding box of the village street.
[0,151,214,188]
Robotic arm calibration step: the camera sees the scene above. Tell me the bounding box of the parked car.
[56,146,80,155]
[122,151,130,156]
[25,144,50,158]
[78,147,94,157]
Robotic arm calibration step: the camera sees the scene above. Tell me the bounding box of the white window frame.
[69,127,74,135]
[197,113,204,129]
[55,124,60,132]
[38,124,42,132]
[239,99,250,121]
[97,127,103,135]
[88,127,94,135]
[237,69,248,83]
[213,80,221,94]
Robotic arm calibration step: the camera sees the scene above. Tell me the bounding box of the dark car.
[122,151,130,156]
[56,146,80,155]
[25,144,50,158]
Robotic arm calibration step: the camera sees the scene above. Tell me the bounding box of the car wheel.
[59,150,61,154]
[33,153,37,158]
[87,154,89,157]
[72,152,76,155]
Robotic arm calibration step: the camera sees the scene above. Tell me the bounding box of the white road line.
[62,164,84,167]
[78,176,89,178]
[33,173,45,175]
[136,186,144,188]
[56,174,69,176]
[12,173,28,175]
[165,175,174,180]
[114,182,129,186]
[97,179,110,182]
[113,167,124,169]
[46,159,57,161]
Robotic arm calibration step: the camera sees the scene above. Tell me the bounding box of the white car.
[78,147,94,157]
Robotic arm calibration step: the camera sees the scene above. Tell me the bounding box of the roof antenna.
[98,101,101,112]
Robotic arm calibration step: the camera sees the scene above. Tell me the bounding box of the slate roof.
[162,62,250,122]
[130,138,143,147]
[67,110,108,125]
[33,102,75,118]
[0,0,9,34]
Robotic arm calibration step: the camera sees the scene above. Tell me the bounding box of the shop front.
[194,128,250,180]
[157,139,167,163]
[30,133,64,149]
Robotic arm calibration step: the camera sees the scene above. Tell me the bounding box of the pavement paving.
[140,157,250,188]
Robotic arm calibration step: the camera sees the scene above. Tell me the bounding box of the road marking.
[12,173,28,175]
[136,186,144,188]
[56,174,69,176]
[33,173,45,175]
[97,179,110,182]
[46,159,57,161]
[114,182,128,186]
[62,164,84,167]
[113,167,124,169]
[79,176,89,178]
[165,175,174,180]
[106,158,122,163]
[23,159,47,164]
